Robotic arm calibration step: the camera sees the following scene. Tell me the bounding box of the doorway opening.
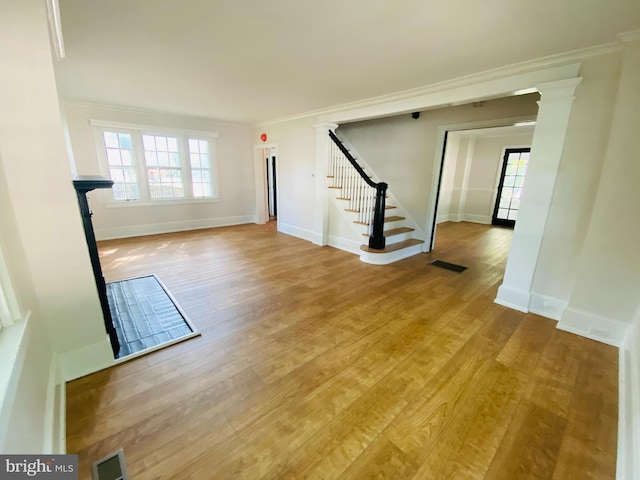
[266,149,277,221]
[429,123,535,265]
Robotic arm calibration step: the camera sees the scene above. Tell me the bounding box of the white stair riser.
[359,243,423,265]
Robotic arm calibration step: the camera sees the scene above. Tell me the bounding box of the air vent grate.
[92,449,129,480]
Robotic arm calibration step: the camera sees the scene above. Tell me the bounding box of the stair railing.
[328,130,387,249]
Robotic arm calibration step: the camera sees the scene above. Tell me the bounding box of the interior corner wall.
[337,94,539,230]
[530,52,624,312]
[0,147,54,453]
[557,41,640,344]
[0,0,111,369]
[255,118,318,242]
[63,103,256,240]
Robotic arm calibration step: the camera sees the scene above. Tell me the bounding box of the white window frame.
[0,244,21,331]
[90,120,220,207]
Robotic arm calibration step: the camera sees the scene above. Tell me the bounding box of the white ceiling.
[55,0,640,124]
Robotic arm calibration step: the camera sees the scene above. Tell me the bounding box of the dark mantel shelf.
[73,175,114,193]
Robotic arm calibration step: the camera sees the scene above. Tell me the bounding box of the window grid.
[143,135,185,199]
[188,138,214,198]
[103,131,139,201]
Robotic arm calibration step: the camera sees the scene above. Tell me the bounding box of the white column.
[495,77,582,312]
[313,123,338,246]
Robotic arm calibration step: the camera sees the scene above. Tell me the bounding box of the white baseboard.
[528,292,567,321]
[43,354,65,453]
[617,318,639,479]
[328,235,361,255]
[94,215,256,241]
[278,222,321,244]
[58,337,115,381]
[558,307,628,347]
[494,284,530,313]
[461,214,492,224]
[437,213,491,225]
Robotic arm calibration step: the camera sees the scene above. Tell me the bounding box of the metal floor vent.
[92,449,129,480]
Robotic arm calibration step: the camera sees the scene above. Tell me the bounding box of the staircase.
[327,130,425,265]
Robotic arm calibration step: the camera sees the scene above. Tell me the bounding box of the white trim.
[89,119,220,138]
[328,235,361,256]
[359,243,423,265]
[318,64,580,125]
[277,222,320,244]
[65,100,250,129]
[495,77,582,315]
[43,354,64,453]
[45,0,65,60]
[0,313,31,450]
[617,310,639,480]
[258,44,619,127]
[104,197,221,209]
[94,215,256,241]
[528,292,567,321]
[557,307,628,347]
[494,285,530,313]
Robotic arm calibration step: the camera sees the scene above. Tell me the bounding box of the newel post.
[313,122,339,246]
[369,183,388,249]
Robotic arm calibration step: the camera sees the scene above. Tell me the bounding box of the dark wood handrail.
[328,130,387,250]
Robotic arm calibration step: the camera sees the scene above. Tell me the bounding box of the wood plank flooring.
[66,221,618,479]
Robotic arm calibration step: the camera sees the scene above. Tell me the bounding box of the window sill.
[105,197,221,208]
[0,313,31,439]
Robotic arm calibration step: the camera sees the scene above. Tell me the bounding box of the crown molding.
[256,41,620,127]
[63,99,252,129]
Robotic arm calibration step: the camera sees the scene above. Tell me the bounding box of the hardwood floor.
[66,221,618,479]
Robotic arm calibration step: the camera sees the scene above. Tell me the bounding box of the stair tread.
[363,227,415,238]
[360,238,424,253]
[384,215,405,223]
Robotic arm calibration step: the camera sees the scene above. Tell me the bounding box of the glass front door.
[492,148,530,228]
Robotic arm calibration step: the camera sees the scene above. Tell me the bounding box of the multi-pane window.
[94,122,219,204]
[492,148,530,227]
[104,132,138,201]
[143,135,184,199]
[189,139,212,198]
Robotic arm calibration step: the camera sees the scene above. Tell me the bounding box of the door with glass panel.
[492,148,530,228]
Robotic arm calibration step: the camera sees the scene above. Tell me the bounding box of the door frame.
[253,143,278,225]
[491,147,531,228]
[427,115,536,251]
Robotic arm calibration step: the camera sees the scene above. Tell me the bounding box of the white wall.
[255,118,317,242]
[438,131,533,224]
[336,95,539,230]
[530,52,624,318]
[64,103,256,240]
[0,0,96,452]
[558,39,640,344]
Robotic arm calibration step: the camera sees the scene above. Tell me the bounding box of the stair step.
[363,227,415,238]
[360,238,424,254]
[385,205,396,210]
